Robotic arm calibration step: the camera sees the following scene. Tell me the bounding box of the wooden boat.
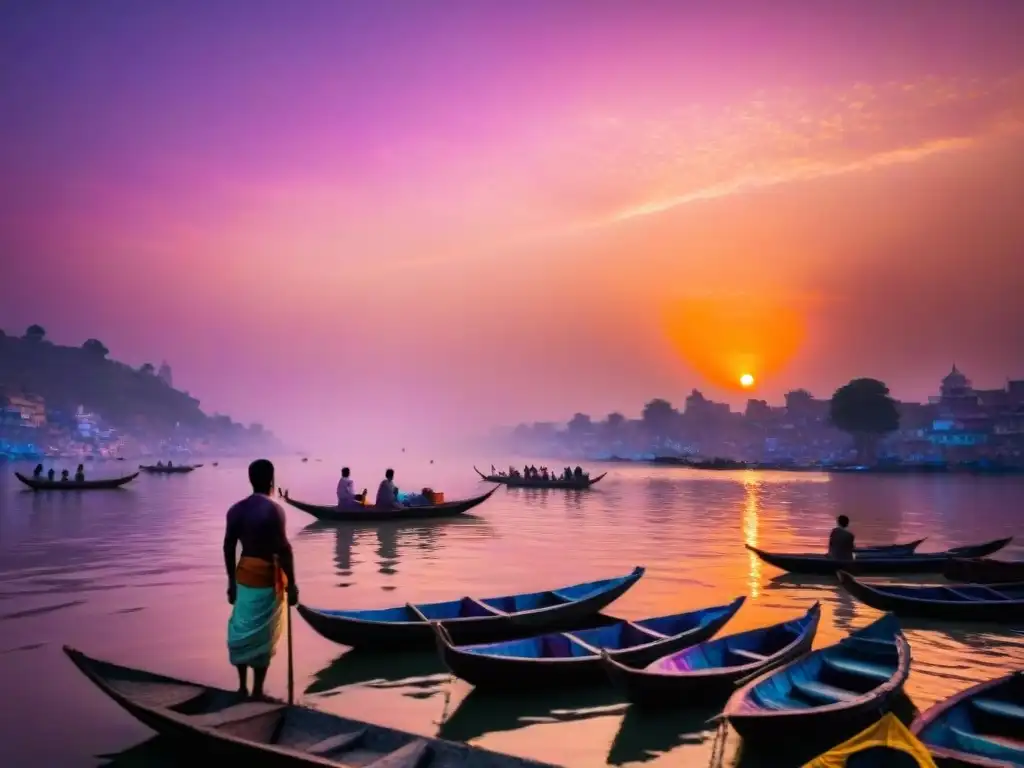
[858,539,927,557]
[911,671,1024,767]
[64,647,556,768]
[723,613,911,746]
[746,538,1012,576]
[283,486,498,523]
[298,566,646,650]
[803,713,938,767]
[139,464,197,474]
[14,471,139,491]
[838,572,1024,622]
[474,466,606,490]
[434,597,745,692]
[601,602,821,707]
[944,557,1024,584]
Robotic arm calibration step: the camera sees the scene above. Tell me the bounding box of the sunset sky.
[2,1,1023,449]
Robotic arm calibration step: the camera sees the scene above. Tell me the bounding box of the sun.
[740,373,755,388]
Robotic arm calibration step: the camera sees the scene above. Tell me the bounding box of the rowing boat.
[298,567,645,650]
[912,671,1024,767]
[139,464,197,474]
[283,486,498,522]
[723,613,911,746]
[64,647,556,767]
[858,539,927,556]
[474,466,606,490]
[747,537,1012,576]
[803,713,938,767]
[944,557,1024,584]
[434,597,745,691]
[601,602,820,707]
[838,572,1024,622]
[14,471,139,490]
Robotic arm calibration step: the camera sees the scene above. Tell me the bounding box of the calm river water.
[1,457,1022,767]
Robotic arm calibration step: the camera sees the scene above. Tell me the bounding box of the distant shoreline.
[588,456,1024,475]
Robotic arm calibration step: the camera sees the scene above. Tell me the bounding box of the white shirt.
[336,476,355,506]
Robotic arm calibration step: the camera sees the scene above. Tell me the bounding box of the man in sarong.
[224,459,298,700]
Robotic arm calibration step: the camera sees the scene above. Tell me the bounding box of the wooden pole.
[287,602,295,706]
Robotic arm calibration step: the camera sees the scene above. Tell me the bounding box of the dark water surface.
[1,457,1022,766]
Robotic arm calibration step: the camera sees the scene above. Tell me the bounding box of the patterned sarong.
[227,556,287,667]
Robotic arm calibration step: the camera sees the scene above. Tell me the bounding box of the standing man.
[224,459,298,700]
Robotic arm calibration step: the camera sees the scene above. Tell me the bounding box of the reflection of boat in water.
[95,736,181,767]
[607,703,723,766]
[306,649,447,695]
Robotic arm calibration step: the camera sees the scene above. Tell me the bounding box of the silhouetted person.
[573,466,583,480]
[47,468,55,481]
[337,466,362,508]
[60,469,70,482]
[375,468,404,509]
[32,464,43,478]
[829,515,855,560]
[224,459,298,700]
[75,464,85,482]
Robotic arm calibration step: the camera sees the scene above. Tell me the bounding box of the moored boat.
[434,597,745,692]
[747,538,1012,576]
[838,572,1024,622]
[139,464,198,474]
[722,613,911,747]
[911,671,1024,767]
[858,539,927,557]
[14,471,139,491]
[283,486,498,522]
[602,602,820,707]
[474,466,606,490]
[803,713,938,767]
[298,567,646,650]
[64,646,557,767]
[944,558,1024,584]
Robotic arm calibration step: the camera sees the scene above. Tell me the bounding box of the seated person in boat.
[156,461,164,467]
[33,464,44,478]
[375,468,405,509]
[828,515,856,560]
[336,466,365,507]
[540,467,550,480]
[75,464,85,482]
[60,469,70,482]
[573,465,584,480]
[224,459,298,700]
[47,468,55,481]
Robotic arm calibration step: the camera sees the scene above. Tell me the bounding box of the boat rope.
[707,719,727,768]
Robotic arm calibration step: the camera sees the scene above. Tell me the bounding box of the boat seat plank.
[975,586,1011,600]
[363,739,431,768]
[189,701,286,728]
[305,728,366,756]
[972,697,1024,721]
[945,588,998,601]
[111,680,206,709]
[625,621,667,640]
[547,590,577,603]
[466,597,507,616]
[841,636,898,655]
[823,656,893,682]
[950,726,1024,760]
[563,632,603,655]
[730,648,768,663]
[405,603,430,623]
[792,679,858,705]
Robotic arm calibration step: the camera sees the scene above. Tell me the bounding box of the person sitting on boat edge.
[32,463,43,478]
[828,514,856,560]
[60,469,70,482]
[224,458,298,700]
[47,468,55,481]
[375,468,405,509]
[75,464,85,482]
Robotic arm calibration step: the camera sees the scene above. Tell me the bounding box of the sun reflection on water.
[741,471,762,598]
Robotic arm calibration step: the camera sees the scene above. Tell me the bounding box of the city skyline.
[2,1,1023,450]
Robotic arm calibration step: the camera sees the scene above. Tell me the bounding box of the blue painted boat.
[839,572,1024,622]
[434,597,745,691]
[297,567,645,650]
[912,670,1024,767]
[602,602,821,707]
[723,613,911,747]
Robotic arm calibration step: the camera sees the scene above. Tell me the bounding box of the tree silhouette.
[139,362,156,375]
[24,324,46,342]
[829,378,900,464]
[82,339,110,358]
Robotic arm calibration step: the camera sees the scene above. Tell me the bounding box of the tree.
[641,398,678,438]
[24,324,46,342]
[82,339,110,358]
[829,378,900,463]
[139,362,155,375]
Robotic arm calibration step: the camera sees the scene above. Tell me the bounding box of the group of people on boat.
[336,467,437,510]
[32,463,86,482]
[496,464,589,482]
[153,461,176,468]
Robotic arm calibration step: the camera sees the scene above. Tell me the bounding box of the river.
[1,457,1021,766]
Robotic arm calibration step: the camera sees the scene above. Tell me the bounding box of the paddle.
[287,602,295,706]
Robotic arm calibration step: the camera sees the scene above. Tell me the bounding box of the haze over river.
[1,457,1022,766]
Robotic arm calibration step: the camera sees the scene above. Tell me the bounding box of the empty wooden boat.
[14,471,138,490]
[944,558,1024,584]
[912,671,1024,767]
[64,647,556,767]
[723,613,911,746]
[298,567,645,650]
[434,597,745,692]
[747,538,1012,576]
[283,486,497,522]
[803,713,938,767]
[602,602,821,707]
[473,466,606,490]
[838,572,1024,622]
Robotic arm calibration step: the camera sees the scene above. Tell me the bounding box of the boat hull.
[944,558,1024,584]
[14,471,139,490]
[838,572,1024,622]
[139,465,197,474]
[284,486,497,522]
[474,466,605,490]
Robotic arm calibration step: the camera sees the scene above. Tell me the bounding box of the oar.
[287,601,295,706]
